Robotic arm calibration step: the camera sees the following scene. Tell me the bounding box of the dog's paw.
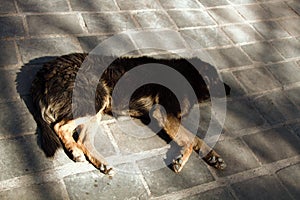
[172,154,184,173]
[204,151,226,170]
[100,163,115,177]
[71,147,86,162]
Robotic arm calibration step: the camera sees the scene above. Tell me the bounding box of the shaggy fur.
[31,53,230,175]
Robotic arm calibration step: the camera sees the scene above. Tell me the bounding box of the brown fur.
[31,53,230,175]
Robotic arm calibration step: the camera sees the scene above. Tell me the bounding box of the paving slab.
[271,37,300,59]
[243,128,300,164]
[241,42,284,64]
[69,0,118,11]
[0,41,18,67]
[222,24,263,44]
[16,0,70,13]
[267,61,300,85]
[231,175,293,200]
[261,2,299,18]
[233,67,281,94]
[235,4,273,20]
[252,21,290,40]
[17,37,82,64]
[181,187,235,200]
[138,153,214,197]
[220,71,246,97]
[168,10,216,28]
[0,135,53,181]
[198,0,229,7]
[0,0,17,14]
[287,1,300,15]
[63,167,148,200]
[116,0,162,10]
[284,87,300,109]
[159,0,202,9]
[278,18,300,37]
[0,16,25,39]
[0,181,67,200]
[133,11,176,29]
[208,7,245,24]
[276,163,300,199]
[82,13,136,34]
[27,14,85,36]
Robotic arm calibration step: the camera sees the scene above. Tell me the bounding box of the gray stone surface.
[0,16,25,38]
[0,41,18,66]
[221,71,246,96]
[0,182,67,200]
[285,87,300,108]
[261,2,298,18]
[198,0,229,7]
[182,187,235,200]
[69,0,118,11]
[277,163,300,199]
[0,0,16,14]
[159,0,201,9]
[241,42,284,64]
[134,11,176,29]
[233,67,281,94]
[272,37,300,59]
[168,10,215,28]
[267,62,300,85]
[16,0,70,12]
[252,21,290,40]
[17,37,82,63]
[222,24,263,44]
[232,175,293,200]
[27,14,85,35]
[139,153,214,197]
[243,128,300,164]
[64,168,148,200]
[288,1,300,15]
[206,47,252,69]
[181,28,231,49]
[116,0,162,10]
[83,13,136,33]
[279,18,300,37]
[214,138,260,176]
[235,4,272,20]
[208,7,244,24]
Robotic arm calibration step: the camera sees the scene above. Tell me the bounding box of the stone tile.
[0,41,18,67]
[261,2,298,18]
[168,10,216,28]
[227,0,257,4]
[17,37,82,64]
[277,163,300,199]
[78,34,136,55]
[0,182,66,200]
[222,24,263,44]
[109,119,166,154]
[252,21,290,40]
[288,123,300,138]
[69,0,118,11]
[0,0,16,14]
[0,135,53,181]
[241,42,283,64]
[130,30,187,52]
[159,0,202,9]
[223,99,265,133]
[134,11,176,29]
[271,38,300,59]
[116,0,161,10]
[0,69,19,101]
[288,1,300,15]
[205,47,252,69]
[208,7,245,24]
[16,0,70,12]
[267,62,300,85]
[220,71,246,96]
[198,0,229,7]
[214,138,260,177]
[232,175,293,200]
[233,67,281,94]
[139,153,214,197]
[285,87,300,108]
[82,13,136,33]
[279,18,300,37]
[0,100,36,138]
[181,28,231,49]
[235,4,273,20]
[64,168,148,200]
[243,128,300,164]
[0,16,26,38]
[182,187,234,200]
[27,14,85,35]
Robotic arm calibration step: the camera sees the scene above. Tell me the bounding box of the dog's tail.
[37,117,61,157]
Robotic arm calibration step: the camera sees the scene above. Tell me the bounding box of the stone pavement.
[0,0,300,199]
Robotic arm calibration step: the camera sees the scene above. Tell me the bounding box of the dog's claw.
[204,151,226,170]
[172,155,184,173]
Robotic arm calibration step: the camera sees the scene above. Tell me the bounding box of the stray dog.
[31,53,230,175]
